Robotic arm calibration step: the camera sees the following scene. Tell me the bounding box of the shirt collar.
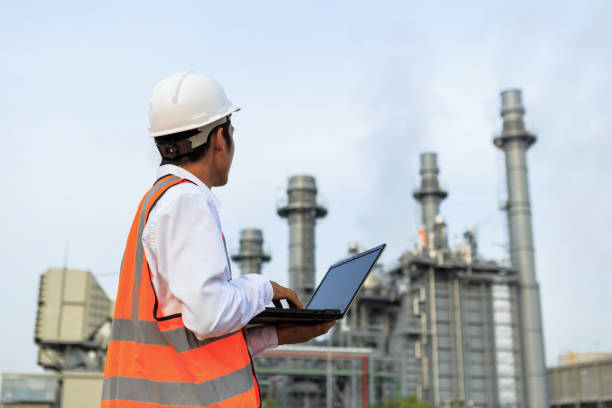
[157,164,222,210]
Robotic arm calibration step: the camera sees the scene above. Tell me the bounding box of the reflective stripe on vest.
[102,175,261,407]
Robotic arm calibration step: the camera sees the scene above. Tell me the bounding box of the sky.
[1,0,611,375]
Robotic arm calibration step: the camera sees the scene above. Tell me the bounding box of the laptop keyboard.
[264,307,337,314]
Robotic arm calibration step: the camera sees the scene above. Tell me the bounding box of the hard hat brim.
[149,105,241,138]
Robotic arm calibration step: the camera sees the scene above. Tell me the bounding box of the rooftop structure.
[548,354,612,408]
[35,268,112,371]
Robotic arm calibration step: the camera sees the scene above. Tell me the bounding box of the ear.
[213,127,225,152]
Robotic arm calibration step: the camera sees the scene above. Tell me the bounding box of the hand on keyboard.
[270,281,303,309]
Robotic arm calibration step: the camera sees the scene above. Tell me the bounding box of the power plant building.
[2,89,570,408]
[254,90,545,407]
[256,150,524,407]
[387,153,522,407]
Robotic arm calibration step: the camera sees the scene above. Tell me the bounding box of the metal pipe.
[429,267,440,406]
[369,355,375,406]
[351,356,357,408]
[453,279,465,403]
[362,356,369,408]
[494,89,548,408]
[278,175,327,304]
[326,346,332,408]
[481,283,495,407]
[230,228,271,275]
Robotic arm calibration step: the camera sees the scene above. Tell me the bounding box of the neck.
[179,158,215,188]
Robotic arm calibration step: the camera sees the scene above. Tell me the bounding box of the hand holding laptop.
[270,281,303,309]
[269,280,335,344]
[276,321,336,345]
[250,244,386,325]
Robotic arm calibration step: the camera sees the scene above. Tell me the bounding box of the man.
[101,72,334,408]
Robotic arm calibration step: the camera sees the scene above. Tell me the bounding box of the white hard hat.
[148,71,240,138]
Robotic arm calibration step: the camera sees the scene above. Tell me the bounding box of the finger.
[286,298,301,309]
[286,294,304,309]
[273,299,283,308]
[288,290,303,308]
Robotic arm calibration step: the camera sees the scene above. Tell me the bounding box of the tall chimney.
[413,153,448,246]
[231,228,271,275]
[277,175,327,304]
[494,89,548,408]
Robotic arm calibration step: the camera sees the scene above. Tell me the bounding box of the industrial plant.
[2,90,609,408]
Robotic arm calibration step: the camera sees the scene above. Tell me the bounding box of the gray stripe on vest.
[101,363,254,405]
[109,318,238,353]
[131,176,180,319]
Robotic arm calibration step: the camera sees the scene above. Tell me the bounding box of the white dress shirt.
[142,164,278,356]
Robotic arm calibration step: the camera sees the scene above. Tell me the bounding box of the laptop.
[249,244,386,324]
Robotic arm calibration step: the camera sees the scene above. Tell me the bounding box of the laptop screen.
[306,245,385,314]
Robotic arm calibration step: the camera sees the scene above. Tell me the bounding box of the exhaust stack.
[231,229,271,275]
[413,153,448,248]
[277,175,327,304]
[494,89,548,408]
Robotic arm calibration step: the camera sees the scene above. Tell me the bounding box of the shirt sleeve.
[245,324,279,357]
[152,191,274,340]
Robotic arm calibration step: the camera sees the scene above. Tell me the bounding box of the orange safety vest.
[101,174,261,408]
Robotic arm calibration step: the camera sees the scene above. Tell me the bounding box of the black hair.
[156,117,232,166]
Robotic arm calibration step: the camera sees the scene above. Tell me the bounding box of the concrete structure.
[494,89,548,408]
[1,373,59,408]
[231,228,271,275]
[1,372,104,408]
[277,175,327,304]
[548,354,612,408]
